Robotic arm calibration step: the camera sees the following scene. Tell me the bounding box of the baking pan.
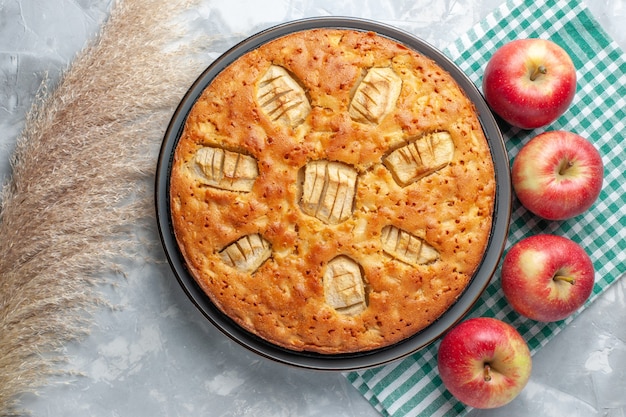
[155,16,511,371]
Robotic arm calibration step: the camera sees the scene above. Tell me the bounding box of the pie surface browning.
[169,29,496,354]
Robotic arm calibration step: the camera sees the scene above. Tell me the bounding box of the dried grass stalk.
[0,0,208,414]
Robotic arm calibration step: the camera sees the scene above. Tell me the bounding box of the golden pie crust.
[169,28,496,354]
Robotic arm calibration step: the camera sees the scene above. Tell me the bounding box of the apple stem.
[554,274,576,285]
[558,160,574,176]
[483,363,492,382]
[530,65,547,81]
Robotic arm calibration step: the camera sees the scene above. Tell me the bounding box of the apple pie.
[169,28,496,354]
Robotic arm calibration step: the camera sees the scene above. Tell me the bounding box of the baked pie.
[169,28,496,354]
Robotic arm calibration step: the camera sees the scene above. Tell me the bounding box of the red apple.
[482,38,576,129]
[501,234,595,322]
[512,130,603,220]
[437,317,532,409]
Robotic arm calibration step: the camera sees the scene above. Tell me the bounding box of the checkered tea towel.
[346,0,626,415]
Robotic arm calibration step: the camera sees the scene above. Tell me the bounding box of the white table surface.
[1,0,625,416]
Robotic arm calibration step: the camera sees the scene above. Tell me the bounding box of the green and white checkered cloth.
[346,0,626,415]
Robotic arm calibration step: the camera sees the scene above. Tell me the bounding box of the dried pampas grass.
[0,0,210,414]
